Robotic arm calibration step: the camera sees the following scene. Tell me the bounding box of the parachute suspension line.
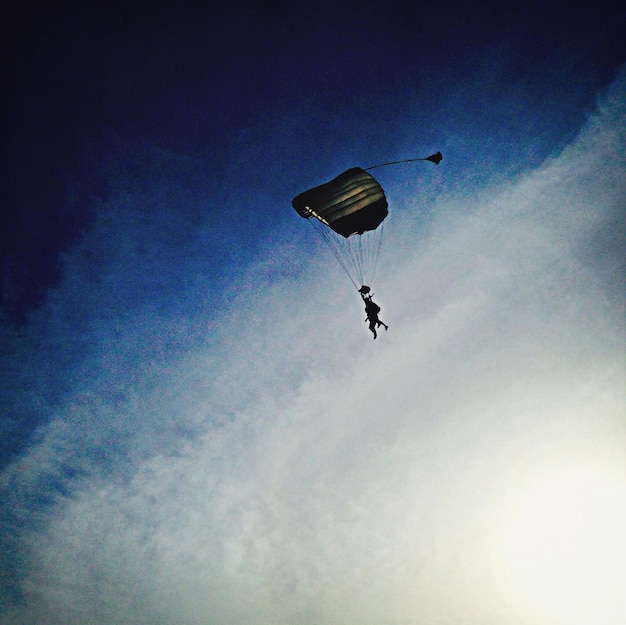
[349,235,365,286]
[369,221,384,285]
[338,231,364,286]
[302,204,386,290]
[346,225,384,288]
[303,204,361,288]
[364,152,443,171]
[307,218,359,290]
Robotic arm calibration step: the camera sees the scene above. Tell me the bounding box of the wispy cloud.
[2,73,625,625]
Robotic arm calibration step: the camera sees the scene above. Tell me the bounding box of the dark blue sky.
[2,0,624,324]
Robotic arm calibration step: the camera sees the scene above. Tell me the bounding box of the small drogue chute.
[292,152,441,291]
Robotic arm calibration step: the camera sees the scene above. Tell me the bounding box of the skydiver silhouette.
[361,290,388,339]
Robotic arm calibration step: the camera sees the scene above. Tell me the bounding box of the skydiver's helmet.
[359,285,371,295]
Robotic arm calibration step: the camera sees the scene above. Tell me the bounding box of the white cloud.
[2,76,625,625]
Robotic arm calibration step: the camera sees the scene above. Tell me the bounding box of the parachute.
[292,167,388,238]
[292,152,441,290]
[292,167,387,288]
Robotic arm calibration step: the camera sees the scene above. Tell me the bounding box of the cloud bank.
[1,74,625,625]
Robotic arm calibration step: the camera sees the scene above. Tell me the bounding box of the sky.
[1,2,625,624]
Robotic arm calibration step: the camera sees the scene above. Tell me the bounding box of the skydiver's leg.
[369,320,377,339]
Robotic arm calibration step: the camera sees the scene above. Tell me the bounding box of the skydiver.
[361,291,388,339]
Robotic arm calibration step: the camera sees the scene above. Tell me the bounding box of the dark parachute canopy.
[292,167,388,238]
[292,153,441,289]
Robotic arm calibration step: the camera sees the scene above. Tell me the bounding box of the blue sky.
[1,2,625,624]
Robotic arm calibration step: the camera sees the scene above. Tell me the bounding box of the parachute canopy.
[292,167,388,238]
